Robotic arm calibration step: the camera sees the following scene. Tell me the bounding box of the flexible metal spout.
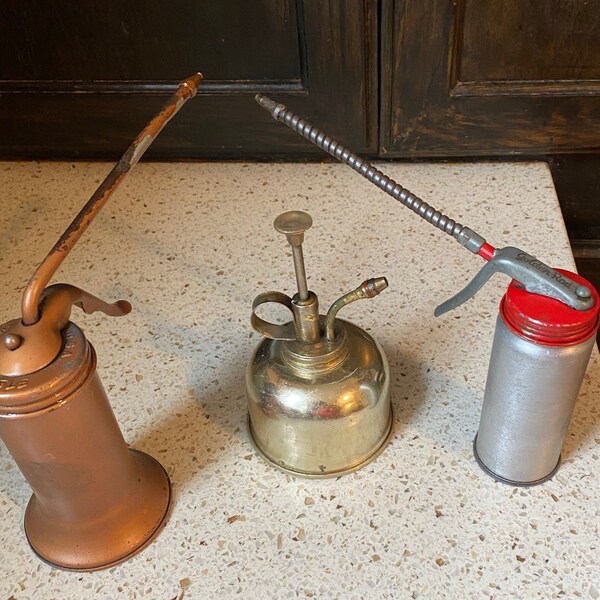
[325,278,388,341]
[21,73,203,325]
[255,94,487,254]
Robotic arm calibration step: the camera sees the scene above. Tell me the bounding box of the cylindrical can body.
[474,316,595,484]
[0,322,171,570]
[0,372,138,523]
[475,269,599,485]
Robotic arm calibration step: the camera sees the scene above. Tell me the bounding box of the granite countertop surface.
[0,161,598,599]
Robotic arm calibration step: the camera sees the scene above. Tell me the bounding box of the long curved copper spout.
[21,72,203,325]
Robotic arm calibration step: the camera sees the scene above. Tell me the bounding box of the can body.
[474,268,599,485]
[474,315,595,485]
[0,322,171,570]
[247,319,392,477]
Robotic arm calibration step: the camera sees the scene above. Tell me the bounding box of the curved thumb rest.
[0,284,131,377]
[435,246,594,317]
[73,293,131,318]
[40,283,131,330]
[251,291,297,341]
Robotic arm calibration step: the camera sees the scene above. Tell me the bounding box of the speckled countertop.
[0,161,598,599]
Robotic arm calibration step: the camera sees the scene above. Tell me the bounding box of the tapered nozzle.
[181,72,203,96]
[361,277,389,298]
[325,277,389,341]
[255,94,285,118]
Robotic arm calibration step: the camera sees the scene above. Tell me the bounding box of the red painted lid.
[501,268,600,346]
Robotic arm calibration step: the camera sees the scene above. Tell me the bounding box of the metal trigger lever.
[435,246,594,317]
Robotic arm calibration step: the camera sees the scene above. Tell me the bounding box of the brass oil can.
[246,211,393,477]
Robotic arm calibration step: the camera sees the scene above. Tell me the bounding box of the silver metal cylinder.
[474,315,596,485]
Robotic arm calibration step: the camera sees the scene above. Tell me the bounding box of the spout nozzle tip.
[376,277,389,292]
[181,72,203,96]
[362,277,389,297]
[255,94,285,118]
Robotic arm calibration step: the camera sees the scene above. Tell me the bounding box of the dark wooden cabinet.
[381,0,600,157]
[1,0,600,159]
[0,0,378,159]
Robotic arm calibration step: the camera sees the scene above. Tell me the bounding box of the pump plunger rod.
[274,210,313,302]
[21,73,203,325]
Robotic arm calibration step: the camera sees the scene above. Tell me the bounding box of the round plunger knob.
[274,211,312,247]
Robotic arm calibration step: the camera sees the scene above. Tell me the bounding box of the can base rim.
[24,449,172,571]
[473,434,561,487]
[247,408,394,479]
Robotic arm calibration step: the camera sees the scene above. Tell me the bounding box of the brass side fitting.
[325,277,389,341]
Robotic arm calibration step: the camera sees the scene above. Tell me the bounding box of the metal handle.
[21,73,203,325]
[435,247,594,316]
[251,291,297,341]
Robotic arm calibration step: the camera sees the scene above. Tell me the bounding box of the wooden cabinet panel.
[550,155,600,242]
[382,0,600,157]
[3,0,600,159]
[0,1,302,82]
[460,1,600,82]
[0,1,378,159]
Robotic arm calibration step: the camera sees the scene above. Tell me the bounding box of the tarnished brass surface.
[247,210,392,477]
[291,292,320,345]
[247,318,392,477]
[0,324,171,571]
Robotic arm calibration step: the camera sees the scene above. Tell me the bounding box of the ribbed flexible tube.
[256,94,469,240]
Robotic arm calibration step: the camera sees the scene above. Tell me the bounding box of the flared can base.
[24,449,171,571]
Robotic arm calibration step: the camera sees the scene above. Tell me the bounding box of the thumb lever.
[43,283,131,327]
[435,247,594,317]
[0,284,131,377]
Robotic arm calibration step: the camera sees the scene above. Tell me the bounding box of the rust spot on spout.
[20,73,203,325]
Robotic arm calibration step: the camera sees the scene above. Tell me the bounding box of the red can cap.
[501,268,600,346]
